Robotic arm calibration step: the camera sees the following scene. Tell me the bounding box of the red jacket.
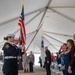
[51,54,54,62]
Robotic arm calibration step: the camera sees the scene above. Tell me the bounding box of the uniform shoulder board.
[2,42,10,50]
[5,43,10,49]
[5,44,10,49]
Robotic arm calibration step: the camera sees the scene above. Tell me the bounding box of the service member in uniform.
[2,34,19,75]
[13,37,24,71]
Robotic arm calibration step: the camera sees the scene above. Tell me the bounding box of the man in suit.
[45,46,51,75]
[28,51,34,72]
[2,34,19,75]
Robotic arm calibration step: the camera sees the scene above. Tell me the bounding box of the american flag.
[18,5,26,51]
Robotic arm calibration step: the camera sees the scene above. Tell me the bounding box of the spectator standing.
[67,39,75,75]
[45,46,51,75]
[22,53,29,73]
[39,56,42,67]
[28,51,34,72]
[59,43,68,75]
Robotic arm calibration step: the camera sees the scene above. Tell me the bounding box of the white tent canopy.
[0,0,75,53]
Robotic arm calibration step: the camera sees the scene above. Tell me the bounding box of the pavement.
[0,65,62,75]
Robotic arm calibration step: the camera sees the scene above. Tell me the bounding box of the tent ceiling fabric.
[0,0,75,53]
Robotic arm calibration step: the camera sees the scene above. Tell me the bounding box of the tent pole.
[50,6,75,8]
[25,9,45,25]
[26,0,52,51]
[44,31,72,37]
[26,31,36,38]
[47,44,61,47]
[27,30,36,36]
[26,23,43,51]
[25,7,45,16]
[48,7,75,22]
[0,7,45,26]
[43,33,64,43]
[43,36,59,51]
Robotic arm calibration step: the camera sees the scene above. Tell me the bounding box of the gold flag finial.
[21,0,26,10]
[22,0,25,6]
[21,1,24,11]
[22,2,24,6]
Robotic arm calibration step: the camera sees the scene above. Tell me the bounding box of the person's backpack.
[51,54,55,62]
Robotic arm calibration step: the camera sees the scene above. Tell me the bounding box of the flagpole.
[22,2,25,52]
[20,1,26,52]
[26,0,52,51]
[18,2,24,46]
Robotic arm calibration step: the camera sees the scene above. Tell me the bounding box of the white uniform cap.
[6,34,15,37]
[14,37,18,40]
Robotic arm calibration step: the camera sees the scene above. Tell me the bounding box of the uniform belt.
[4,56,17,59]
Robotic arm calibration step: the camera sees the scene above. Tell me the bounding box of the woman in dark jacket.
[2,34,19,75]
[67,39,75,75]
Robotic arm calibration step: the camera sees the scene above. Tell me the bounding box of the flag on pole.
[41,37,46,66]
[18,4,26,52]
[41,38,44,48]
